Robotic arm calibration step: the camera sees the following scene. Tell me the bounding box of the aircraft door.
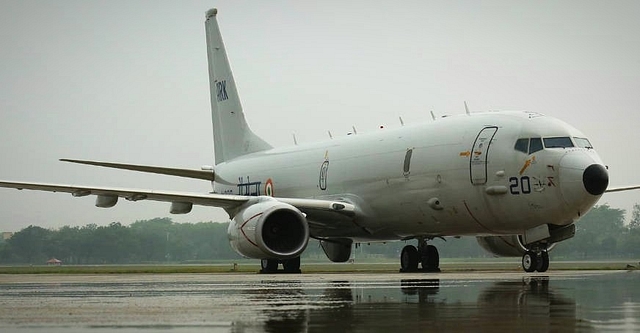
[470,126,498,185]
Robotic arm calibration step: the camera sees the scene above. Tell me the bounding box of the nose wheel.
[522,250,549,273]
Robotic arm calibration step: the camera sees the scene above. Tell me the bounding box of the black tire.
[261,259,278,273]
[422,245,440,270]
[283,257,301,273]
[536,251,550,272]
[522,251,538,273]
[401,245,419,272]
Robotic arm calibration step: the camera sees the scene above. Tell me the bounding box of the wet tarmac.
[0,270,638,332]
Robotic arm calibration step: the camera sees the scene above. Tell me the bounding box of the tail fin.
[205,9,272,164]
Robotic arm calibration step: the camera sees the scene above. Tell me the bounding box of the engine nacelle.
[228,198,309,259]
[476,235,528,257]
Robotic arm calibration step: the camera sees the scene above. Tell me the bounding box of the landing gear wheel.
[422,245,440,272]
[283,257,301,273]
[260,259,278,273]
[536,251,550,273]
[522,251,538,273]
[400,245,419,272]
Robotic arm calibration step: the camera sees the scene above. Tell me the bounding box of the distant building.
[1,232,13,241]
[46,258,62,265]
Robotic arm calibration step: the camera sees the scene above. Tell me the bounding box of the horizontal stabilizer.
[60,159,231,184]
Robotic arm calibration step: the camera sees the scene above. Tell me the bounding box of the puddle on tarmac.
[0,271,638,332]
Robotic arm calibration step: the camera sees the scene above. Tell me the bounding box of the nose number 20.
[509,176,531,195]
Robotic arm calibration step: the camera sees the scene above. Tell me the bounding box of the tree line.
[0,218,239,264]
[1,204,639,265]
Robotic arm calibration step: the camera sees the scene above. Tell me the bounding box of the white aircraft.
[1,8,637,273]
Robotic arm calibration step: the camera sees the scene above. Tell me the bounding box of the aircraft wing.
[605,185,640,193]
[0,180,356,222]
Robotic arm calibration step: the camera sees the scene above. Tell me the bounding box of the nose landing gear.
[522,250,550,273]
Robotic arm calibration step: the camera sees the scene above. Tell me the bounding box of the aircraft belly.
[342,176,492,239]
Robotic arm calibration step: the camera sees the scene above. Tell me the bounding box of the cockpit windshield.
[574,137,593,149]
[543,137,574,149]
[514,136,593,154]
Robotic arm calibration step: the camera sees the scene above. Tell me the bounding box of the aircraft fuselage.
[214,111,605,242]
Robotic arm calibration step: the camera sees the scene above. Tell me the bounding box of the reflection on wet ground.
[0,271,638,332]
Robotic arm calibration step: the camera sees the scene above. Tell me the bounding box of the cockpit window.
[529,138,543,154]
[514,138,529,153]
[543,137,574,149]
[514,137,544,154]
[516,137,576,154]
[574,137,593,149]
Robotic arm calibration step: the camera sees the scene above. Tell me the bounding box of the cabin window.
[574,137,593,149]
[543,137,574,148]
[529,138,543,154]
[514,139,529,153]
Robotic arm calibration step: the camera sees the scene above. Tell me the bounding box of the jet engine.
[476,235,528,257]
[228,199,309,259]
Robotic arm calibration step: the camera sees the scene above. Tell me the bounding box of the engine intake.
[228,198,309,259]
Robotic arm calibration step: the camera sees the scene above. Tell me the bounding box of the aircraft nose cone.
[558,152,607,211]
[583,164,608,196]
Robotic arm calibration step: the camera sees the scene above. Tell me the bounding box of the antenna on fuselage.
[328,131,333,139]
[292,133,298,145]
[399,116,405,126]
[464,101,470,115]
[430,111,436,121]
[352,126,358,134]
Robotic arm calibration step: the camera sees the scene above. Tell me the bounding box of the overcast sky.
[1,0,639,232]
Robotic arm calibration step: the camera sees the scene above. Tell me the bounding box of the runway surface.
[0,270,638,332]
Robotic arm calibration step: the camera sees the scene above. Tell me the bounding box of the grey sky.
[1,0,639,232]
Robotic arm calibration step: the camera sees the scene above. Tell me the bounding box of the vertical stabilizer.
[205,9,272,164]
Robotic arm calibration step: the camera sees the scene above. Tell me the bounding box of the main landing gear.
[521,250,550,273]
[260,257,301,274]
[400,238,440,272]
